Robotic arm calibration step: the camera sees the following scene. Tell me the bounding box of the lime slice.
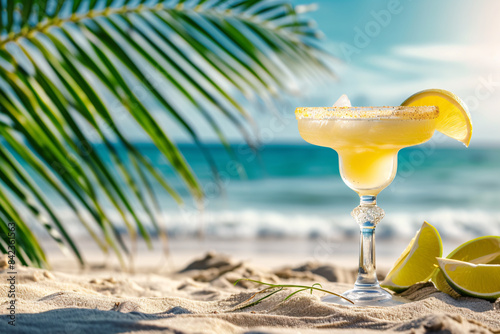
[438,258,500,301]
[432,236,500,296]
[445,236,500,263]
[381,221,442,292]
[401,89,472,147]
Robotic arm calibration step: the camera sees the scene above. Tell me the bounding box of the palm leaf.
[0,0,334,268]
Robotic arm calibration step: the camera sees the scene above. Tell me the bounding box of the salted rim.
[295,106,439,120]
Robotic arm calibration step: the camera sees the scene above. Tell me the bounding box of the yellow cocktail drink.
[296,107,438,196]
[295,90,471,306]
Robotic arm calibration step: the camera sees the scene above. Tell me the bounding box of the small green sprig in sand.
[233,278,353,310]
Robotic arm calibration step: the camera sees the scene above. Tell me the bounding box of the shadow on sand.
[0,307,191,334]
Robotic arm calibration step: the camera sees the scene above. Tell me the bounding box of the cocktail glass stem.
[353,195,383,288]
[341,195,392,304]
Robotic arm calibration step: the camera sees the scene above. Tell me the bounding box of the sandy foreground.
[1,249,500,334]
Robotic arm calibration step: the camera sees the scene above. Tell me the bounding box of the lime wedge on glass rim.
[401,89,472,146]
[432,236,500,297]
[381,222,442,293]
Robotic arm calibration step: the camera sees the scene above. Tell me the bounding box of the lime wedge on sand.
[432,236,500,297]
[381,222,442,293]
[438,258,500,301]
[402,89,472,147]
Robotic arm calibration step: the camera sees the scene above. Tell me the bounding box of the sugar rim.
[295,106,439,120]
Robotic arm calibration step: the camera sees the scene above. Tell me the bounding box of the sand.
[1,252,499,334]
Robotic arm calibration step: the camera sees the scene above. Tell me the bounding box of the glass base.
[322,285,405,307]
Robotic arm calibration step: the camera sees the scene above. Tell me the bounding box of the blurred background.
[4,0,499,268]
[104,0,500,266]
[153,0,500,254]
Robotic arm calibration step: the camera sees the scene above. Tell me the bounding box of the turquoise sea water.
[90,142,500,242]
[33,142,500,242]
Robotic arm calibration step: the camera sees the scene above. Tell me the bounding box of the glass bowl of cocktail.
[295,90,472,306]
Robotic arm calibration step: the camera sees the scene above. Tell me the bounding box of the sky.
[184,0,500,146]
[124,0,500,147]
[284,0,500,146]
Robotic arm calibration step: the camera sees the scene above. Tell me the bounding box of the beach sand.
[1,250,499,334]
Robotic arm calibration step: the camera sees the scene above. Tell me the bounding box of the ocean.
[77,141,499,243]
[32,141,500,243]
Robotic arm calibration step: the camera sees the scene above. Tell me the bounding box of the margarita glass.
[296,105,439,305]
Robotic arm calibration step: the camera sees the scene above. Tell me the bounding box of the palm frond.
[0,0,334,268]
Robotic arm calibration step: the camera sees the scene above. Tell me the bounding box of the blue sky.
[160,0,500,146]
